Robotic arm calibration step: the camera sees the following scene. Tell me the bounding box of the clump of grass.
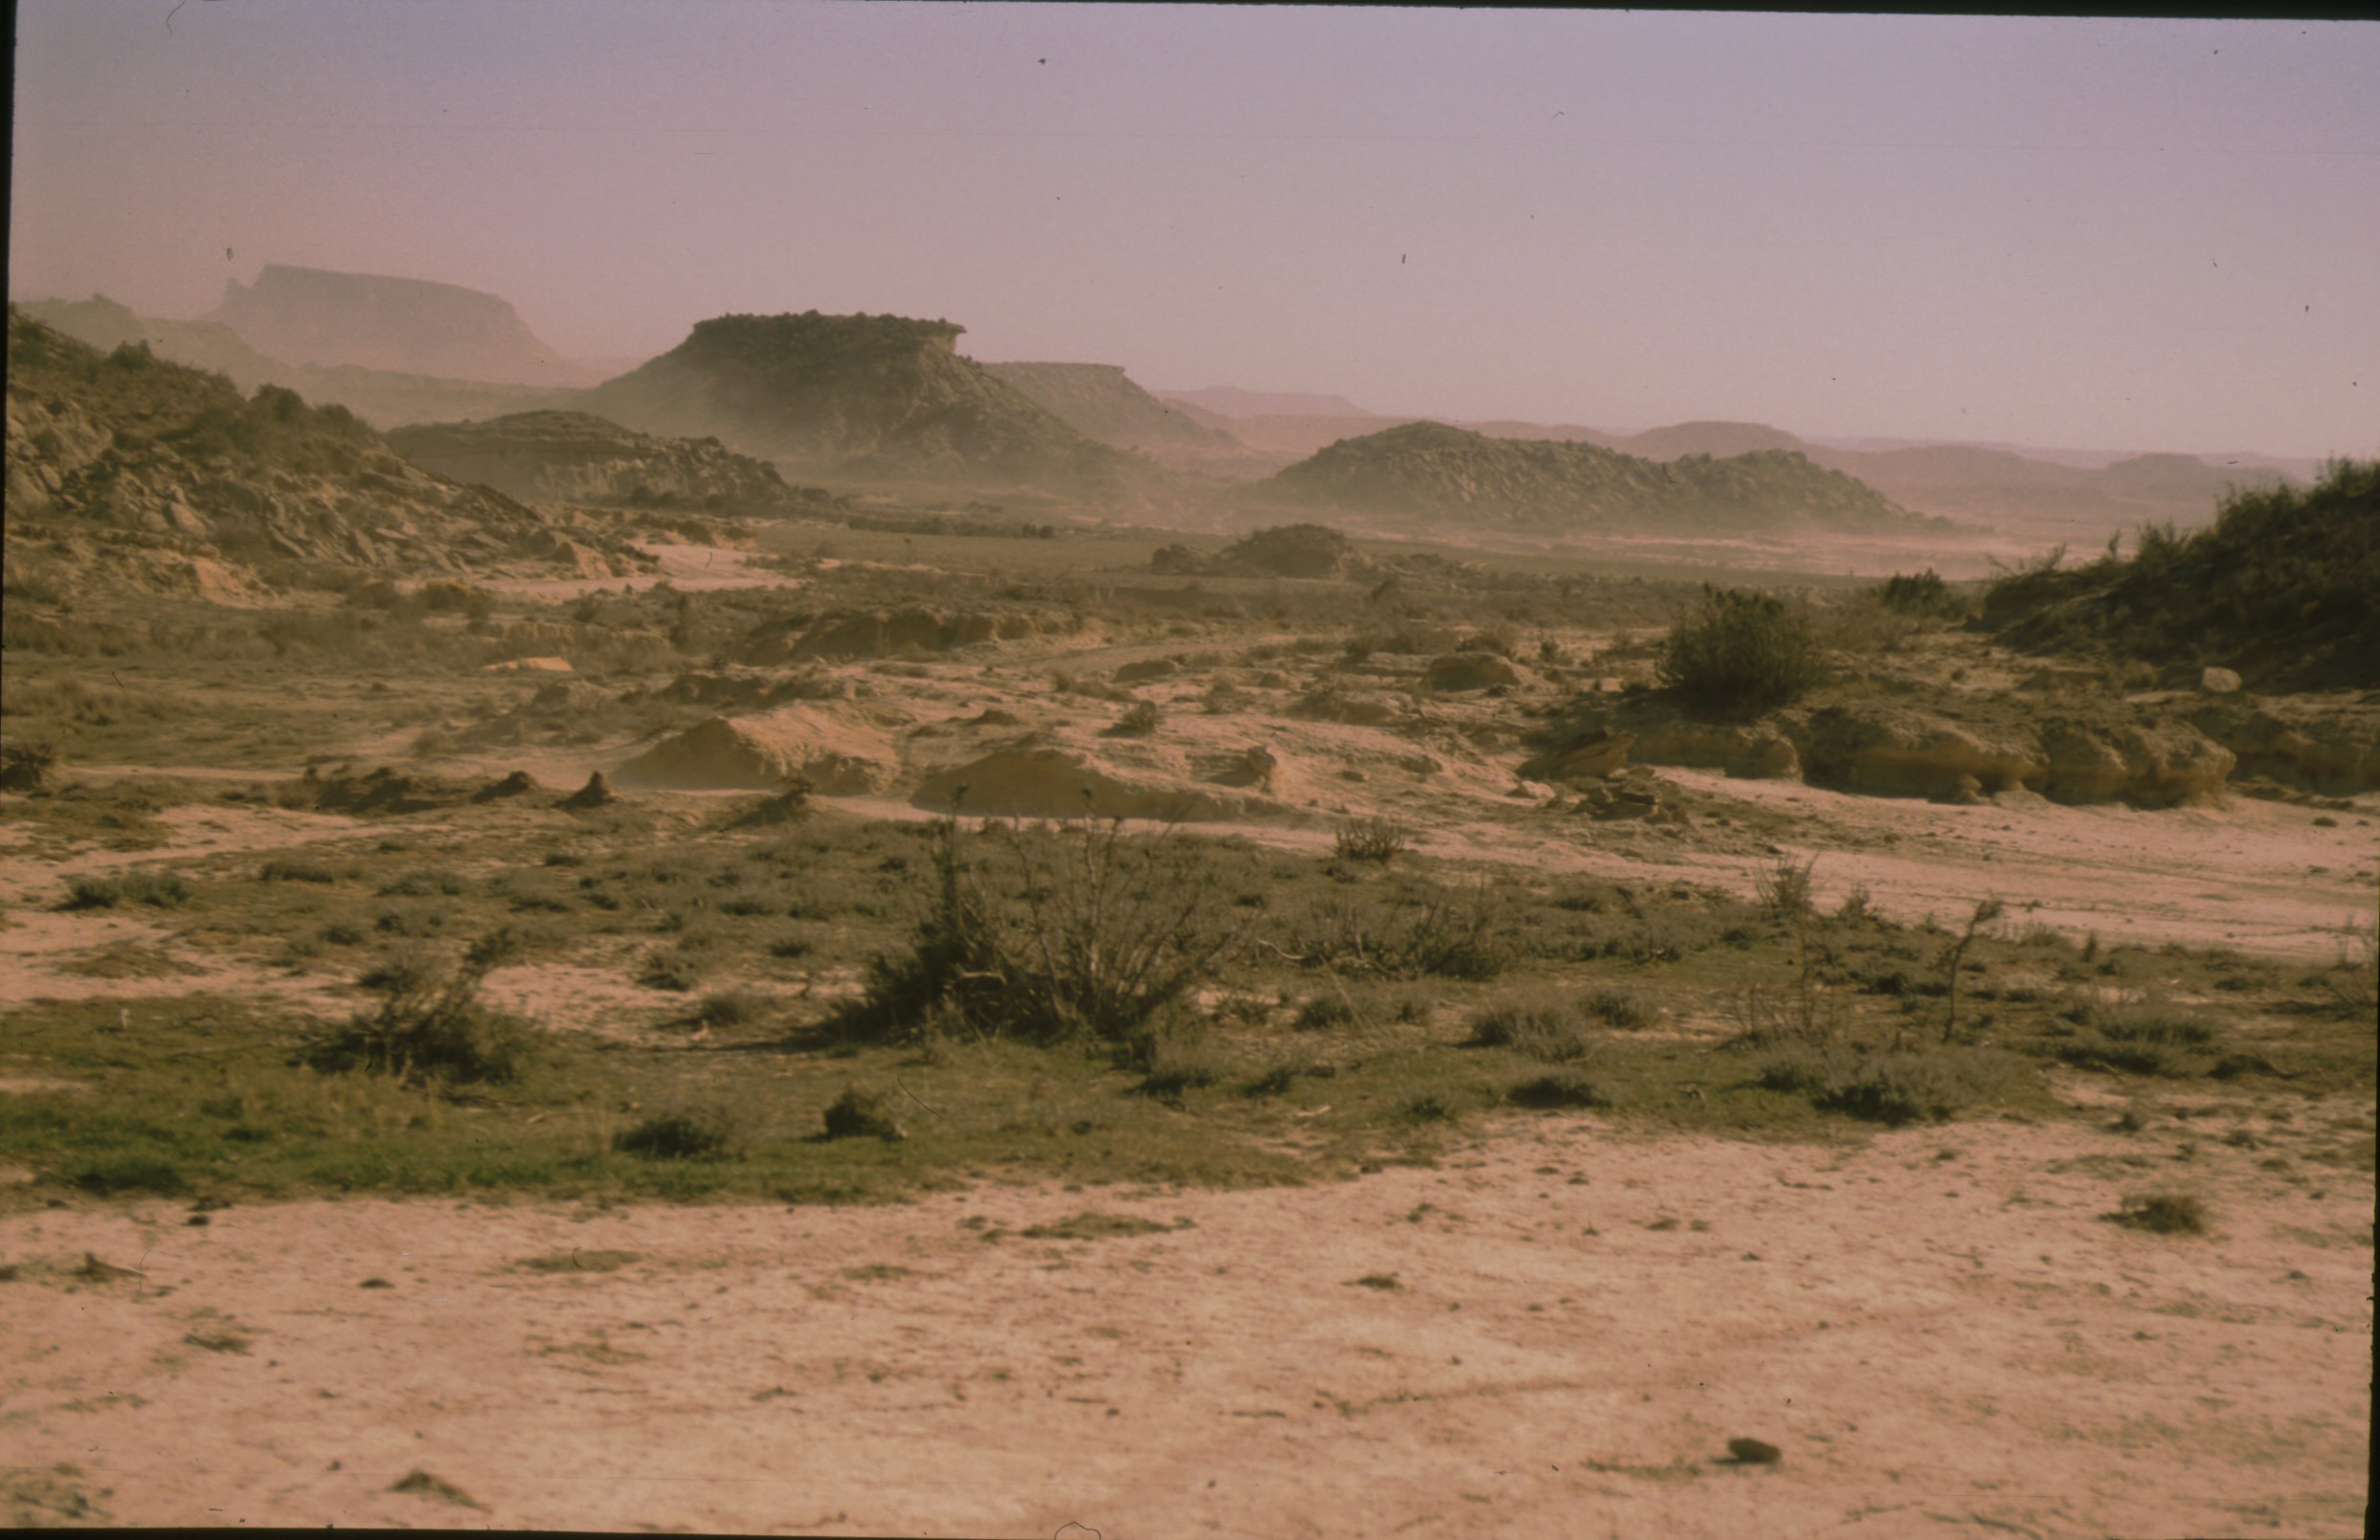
[2108,1192,2208,1236]
[61,870,191,910]
[1505,1069,1605,1109]
[615,1109,736,1160]
[1019,1212,1171,1240]
[1107,700,1162,737]
[258,859,340,884]
[1292,993,1358,1032]
[1128,1015,1226,1098]
[820,1087,906,1142]
[1333,815,1411,863]
[1583,987,1653,1030]
[1656,587,1828,714]
[636,944,707,993]
[1757,1043,2021,1126]
[829,818,1241,1046]
[1467,995,1592,1062]
[1292,887,1510,981]
[308,929,540,1085]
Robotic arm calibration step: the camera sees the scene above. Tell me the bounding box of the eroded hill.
[983,362,1248,467]
[385,411,834,516]
[1247,421,1933,537]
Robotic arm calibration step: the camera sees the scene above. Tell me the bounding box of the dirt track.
[3,1106,2368,1537]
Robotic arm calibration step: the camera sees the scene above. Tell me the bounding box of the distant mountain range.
[14,264,2316,541]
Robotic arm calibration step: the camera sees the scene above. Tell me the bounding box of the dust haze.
[3,7,2374,1538]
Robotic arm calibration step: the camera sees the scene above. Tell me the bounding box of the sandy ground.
[3,1105,2369,1537]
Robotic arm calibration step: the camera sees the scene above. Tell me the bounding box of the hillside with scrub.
[1983,458,2380,692]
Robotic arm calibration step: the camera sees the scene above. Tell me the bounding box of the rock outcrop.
[3,311,648,595]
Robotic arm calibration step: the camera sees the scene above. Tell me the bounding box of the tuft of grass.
[1019,1212,1172,1240]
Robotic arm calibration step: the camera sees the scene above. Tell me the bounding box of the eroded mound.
[612,707,897,794]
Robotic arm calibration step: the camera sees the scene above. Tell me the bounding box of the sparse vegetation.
[307,929,540,1085]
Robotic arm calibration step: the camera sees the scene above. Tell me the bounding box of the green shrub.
[820,1087,905,1142]
[1505,1069,1605,1109]
[1655,587,1827,713]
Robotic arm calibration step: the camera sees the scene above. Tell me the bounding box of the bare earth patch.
[1,1113,2366,1537]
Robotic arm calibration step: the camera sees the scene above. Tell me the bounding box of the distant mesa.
[384,411,834,515]
[984,362,1246,464]
[1154,385,1375,419]
[19,291,576,431]
[579,311,1150,488]
[1247,420,1932,536]
[209,264,597,387]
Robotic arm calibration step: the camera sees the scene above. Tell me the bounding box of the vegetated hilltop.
[209,264,598,387]
[983,362,1248,466]
[2,311,648,601]
[1982,459,2380,692]
[1248,420,1932,536]
[579,311,1156,492]
[18,293,573,431]
[384,411,837,516]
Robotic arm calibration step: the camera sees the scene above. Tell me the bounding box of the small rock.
[1727,1437,1783,1465]
[2199,666,2243,695]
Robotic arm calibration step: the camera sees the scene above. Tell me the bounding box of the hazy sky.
[11,3,2377,458]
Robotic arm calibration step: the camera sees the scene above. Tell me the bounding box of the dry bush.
[309,929,540,1085]
[1332,815,1411,862]
[1468,995,1593,1062]
[1656,586,1828,713]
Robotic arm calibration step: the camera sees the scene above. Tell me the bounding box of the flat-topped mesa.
[209,264,594,387]
[578,310,1143,489]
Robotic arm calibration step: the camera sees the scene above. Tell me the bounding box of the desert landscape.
[5,8,2375,1538]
